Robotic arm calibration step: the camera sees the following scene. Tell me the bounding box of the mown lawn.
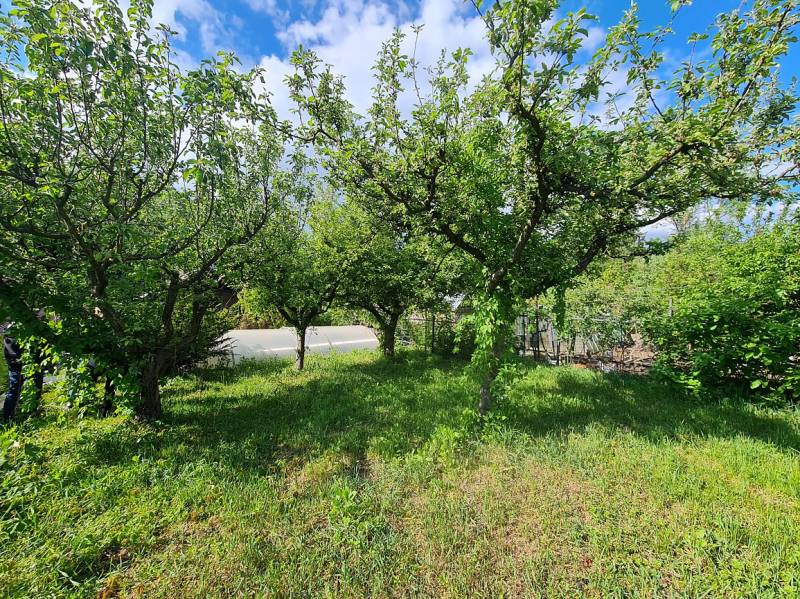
[1,351,799,598]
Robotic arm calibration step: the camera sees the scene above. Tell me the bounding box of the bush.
[647,222,800,401]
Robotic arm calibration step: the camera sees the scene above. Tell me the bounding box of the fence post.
[431,312,436,354]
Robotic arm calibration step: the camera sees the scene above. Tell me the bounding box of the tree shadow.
[501,366,800,451]
[81,351,471,473]
[77,354,800,476]
[185,355,295,384]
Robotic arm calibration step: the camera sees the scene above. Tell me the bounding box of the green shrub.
[647,222,800,401]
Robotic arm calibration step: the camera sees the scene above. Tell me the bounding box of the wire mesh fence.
[400,310,654,372]
[513,313,654,372]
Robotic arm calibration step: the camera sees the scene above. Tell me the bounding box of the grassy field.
[1,351,799,598]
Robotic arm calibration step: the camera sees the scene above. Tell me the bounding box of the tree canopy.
[0,0,292,416]
[288,0,799,413]
[0,0,797,418]
[244,190,372,369]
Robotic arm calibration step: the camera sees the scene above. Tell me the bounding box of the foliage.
[646,220,800,400]
[287,0,800,412]
[337,199,468,356]
[1,352,799,596]
[0,0,289,416]
[229,299,286,330]
[399,308,463,356]
[314,306,371,327]
[539,258,650,354]
[553,210,800,401]
[244,190,371,368]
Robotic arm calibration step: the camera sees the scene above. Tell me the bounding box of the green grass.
[1,351,799,598]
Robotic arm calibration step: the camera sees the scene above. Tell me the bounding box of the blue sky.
[2,0,796,234]
[131,0,798,120]
[4,0,794,117]
[161,0,799,72]
[1,0,796,116]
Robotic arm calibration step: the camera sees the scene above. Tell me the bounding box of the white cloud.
[642,219,677,240]
[254,0,620,125]
[104,0,611,125]
[245,0,290,24]
[113,0,241,56]
[255,0,495,121]
[583,26,606,53]
[158,0,239,54]
[257,54,296,121]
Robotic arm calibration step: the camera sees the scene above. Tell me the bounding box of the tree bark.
[479,360,500,417]
[137,361,162,419]
[431,312,436,354]
[99,378,115,417]
[382,313,399,357]
[295,326,307,370]
[478,334,504,417]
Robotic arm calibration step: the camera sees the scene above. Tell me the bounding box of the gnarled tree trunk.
[477,308,507,417]
[478,365,498,416]
[365,305,404,358]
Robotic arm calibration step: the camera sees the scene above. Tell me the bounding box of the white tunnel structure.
[218,326,379,365]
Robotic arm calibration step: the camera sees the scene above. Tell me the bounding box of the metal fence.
[394,310,654,371]
[514,313,654,370]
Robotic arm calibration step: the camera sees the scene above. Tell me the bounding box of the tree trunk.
[99,378,115,417]
[479,360,500,417]
[431,312,436,354]
[382,313,399,357]
[137,362,162,419]
[295,326,307,370]
[478,334,504,417]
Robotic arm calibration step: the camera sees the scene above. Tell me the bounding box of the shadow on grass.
[78,351,470,473]
[501,366,800,451]
[78,352,800,475]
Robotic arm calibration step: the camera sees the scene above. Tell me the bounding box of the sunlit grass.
[1,350,798,597]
